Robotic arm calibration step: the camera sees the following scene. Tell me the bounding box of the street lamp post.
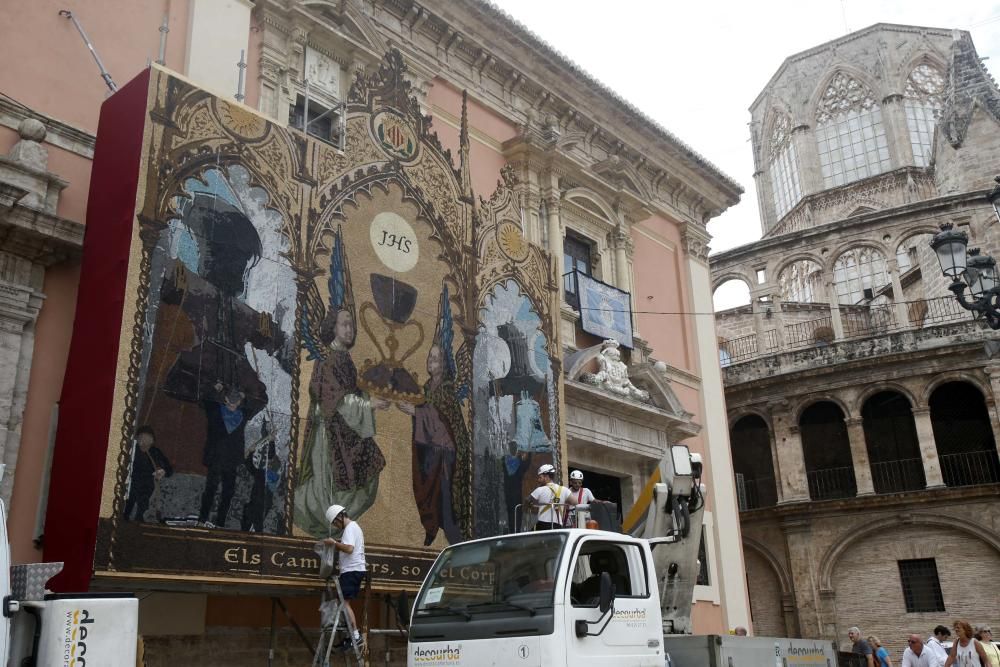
[929,177,1000,329]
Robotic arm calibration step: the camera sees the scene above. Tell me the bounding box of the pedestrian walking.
[869,636,893,667]
[945,620,987,667]
[903,635,939,667]
[974,626,999,667]
[928,626,953,666]
[849,627,875,667]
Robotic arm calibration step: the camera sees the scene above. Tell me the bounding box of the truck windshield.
[414,532,567,618]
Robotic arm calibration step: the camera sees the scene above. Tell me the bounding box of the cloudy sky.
[490,0,1000,304]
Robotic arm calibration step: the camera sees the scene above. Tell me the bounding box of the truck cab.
[406,528,665,666]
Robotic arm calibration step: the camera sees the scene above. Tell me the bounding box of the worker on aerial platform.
[527,464,580,530]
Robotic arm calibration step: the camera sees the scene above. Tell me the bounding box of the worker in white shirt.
[527,464,579,530]
[324,504,366,650]
[564,470,605,527]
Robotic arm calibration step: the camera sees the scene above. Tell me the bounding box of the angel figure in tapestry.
[396,284,473,545]
[294,225,390,536]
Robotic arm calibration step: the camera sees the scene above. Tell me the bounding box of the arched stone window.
[729,415,778,509]
[778,259,824,303]
[903,64,946,167]
[800,401,856,500]
[768,113,801,219]
[861,391,924,493]
[815,73,891,188]
[929,381,1000,486]
[833,246,890,304]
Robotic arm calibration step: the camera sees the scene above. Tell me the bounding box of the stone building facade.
[1,0,748,663]
[711,24,1000,656]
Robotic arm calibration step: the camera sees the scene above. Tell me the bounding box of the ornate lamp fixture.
[929,177,1000,329]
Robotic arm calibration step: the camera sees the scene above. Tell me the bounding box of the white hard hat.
[537,463,556,476]
[325,504,346,524]
[569,470,584,480]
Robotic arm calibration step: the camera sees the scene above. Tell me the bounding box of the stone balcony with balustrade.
[716,293,981,382]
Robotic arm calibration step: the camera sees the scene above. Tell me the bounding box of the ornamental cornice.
[681,230,710,264]
[371,1,740,213]
[0,98,94,160]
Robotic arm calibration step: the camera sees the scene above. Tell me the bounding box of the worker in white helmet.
[564,470,597,527]
[527,464,579,530]
[324,504,366,649]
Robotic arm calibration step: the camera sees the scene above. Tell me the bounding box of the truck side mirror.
[575,572,616,638]
[598,572,614,614]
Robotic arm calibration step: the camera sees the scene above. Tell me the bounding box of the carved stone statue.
[587,339,649,402]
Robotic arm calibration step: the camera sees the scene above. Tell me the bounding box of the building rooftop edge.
[470,0,744,199]
[749,22,968,112]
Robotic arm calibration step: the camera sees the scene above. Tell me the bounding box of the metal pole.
[267,597,277,667]
[58,10,118,92]
[235,49,247,103]
[156,12,169,65]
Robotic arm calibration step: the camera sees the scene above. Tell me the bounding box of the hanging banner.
[576,272,634,348]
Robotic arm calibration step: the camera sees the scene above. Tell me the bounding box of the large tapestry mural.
[65,51,562,589]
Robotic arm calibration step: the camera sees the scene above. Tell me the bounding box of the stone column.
[982,366,1000,458]
[880,94,912,166]
[0,259,44,503]
[781,518,820,639]
[825,277,844,339]
[682,222,751,632]
[768,294,787,350]
[791,123,821,197]
[769,402,809,502]
[611,221,637,337]
[911,407,945,488]
[544,188,563,296]
[844,417,874,495]
[887,258,910,328]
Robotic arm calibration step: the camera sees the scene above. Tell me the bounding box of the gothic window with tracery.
[903,64,946,167]
[768,113,801,219]
[833,247,890,304]
[778,259,824,303]
[815,73,891,188]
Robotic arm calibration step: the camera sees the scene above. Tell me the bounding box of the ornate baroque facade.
[1,0,747,663]
[712,24,1000,655]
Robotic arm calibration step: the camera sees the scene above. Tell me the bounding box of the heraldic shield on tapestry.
[46,50,564,589]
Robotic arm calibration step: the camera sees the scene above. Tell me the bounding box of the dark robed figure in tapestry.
[398,285,472,545]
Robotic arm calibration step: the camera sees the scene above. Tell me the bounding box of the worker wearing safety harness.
[527,464,579,530]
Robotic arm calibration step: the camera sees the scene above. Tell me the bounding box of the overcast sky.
[490,0,1000,306]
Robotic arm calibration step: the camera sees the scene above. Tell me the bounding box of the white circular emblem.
[369,212,419,272]
[517,644,529,659]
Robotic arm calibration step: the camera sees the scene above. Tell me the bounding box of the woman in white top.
[945,620,989,667]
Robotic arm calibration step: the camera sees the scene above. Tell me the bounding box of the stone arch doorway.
[929,381,1000,486]
[730,414,778,509]
[743,546,788,637]
[829,521,1000,658]
[861,391,924,493]
[800,401,856,500]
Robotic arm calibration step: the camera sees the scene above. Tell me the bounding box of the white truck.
[0,468,139,667]
[403,446,837,667]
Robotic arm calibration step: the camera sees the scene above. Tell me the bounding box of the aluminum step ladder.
[313,576,364,667]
